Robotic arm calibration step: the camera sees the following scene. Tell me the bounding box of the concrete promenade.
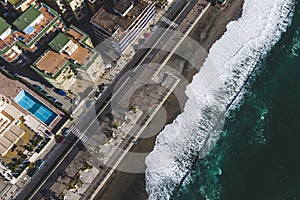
[89,1,212,199]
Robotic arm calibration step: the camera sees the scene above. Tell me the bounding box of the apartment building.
[0,3,65,63]
[42,0,89,21]
[65,0,89,21]
[90,0,155,54]
[6,0,36,12]
[0,71,66,184]
[0,93,55,183]
[32,26,104,91]
[86,0,103,15]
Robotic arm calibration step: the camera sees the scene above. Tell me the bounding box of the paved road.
[79,0,197,132]
[15,1,199,199]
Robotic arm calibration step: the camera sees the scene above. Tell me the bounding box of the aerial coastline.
[95,0,245,199]
[0,0,297,199]
[0,0,245,199]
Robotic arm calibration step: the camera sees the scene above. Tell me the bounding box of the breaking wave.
[145,0,295,199]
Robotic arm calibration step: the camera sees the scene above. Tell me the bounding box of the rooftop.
[114,0,133,16]
[91,0,148,37]
[68,28,84,41]
[35,30,93,76]
[12,6,42,32]
[0,17,10,36]
[0,3,62,62]
[0,73,64,130]
[35,50,68,75]
[49,33,71,52]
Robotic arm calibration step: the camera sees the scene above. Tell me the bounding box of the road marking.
[76,2,193,139]
[70,126,89,144]
[27,1,195,199]
[160,16,179,29]
[28,138,81,199]
[132,2,191,73]
[152,2,211,79]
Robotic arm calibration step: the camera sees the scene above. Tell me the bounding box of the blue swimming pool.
[14,90,57,126]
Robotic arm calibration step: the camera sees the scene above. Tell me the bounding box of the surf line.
[169,49,266,198]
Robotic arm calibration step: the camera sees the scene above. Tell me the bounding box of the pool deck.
[0,73,65,131]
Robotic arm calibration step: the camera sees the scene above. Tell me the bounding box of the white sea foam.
[145,0,295,199]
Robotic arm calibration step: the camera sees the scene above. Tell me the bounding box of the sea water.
[145,0,298,199]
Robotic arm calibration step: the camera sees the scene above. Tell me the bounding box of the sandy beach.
[95,0,244,199]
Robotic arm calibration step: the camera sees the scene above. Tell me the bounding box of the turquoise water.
[14,90,57,126]
[174,1,300,200]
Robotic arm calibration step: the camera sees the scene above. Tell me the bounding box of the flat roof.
[68,28,84,41]
[36,50,68,75]
[36,31,91,75]
[0,17,10,36]
[114,0,133,15]
[13,6,42,31]
[0,73,65,130]
[49,33,71,52]
[91,0,148,35]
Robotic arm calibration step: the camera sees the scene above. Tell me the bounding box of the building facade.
[42,0,89,21]
[90,0,155,54]
[65,0,89,21]
[6,0,36,12]
[86,0,103,15]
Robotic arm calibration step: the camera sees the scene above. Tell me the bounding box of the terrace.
[0,123,34,164]
[70,44,91,65]
[0,34,15,51]
[67,26,94,48]
[1,47,21,62]
[0,17,16,57]
[10,0,37,12]
[7,0,22,6]
[0,122,25,156]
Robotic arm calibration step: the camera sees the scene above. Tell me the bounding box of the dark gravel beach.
[95,1,245,199]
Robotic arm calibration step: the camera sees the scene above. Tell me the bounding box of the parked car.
[53,88,66,96]
[35,159,45,171]
[56,136,65,144]
[94,91,101,100]
[48,96,57,102]
[62,128,71,137]
[33,84,43,92]
[56,101,63,107]
[41,90,48,95]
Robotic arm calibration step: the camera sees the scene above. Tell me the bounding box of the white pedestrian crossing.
[160,16,179,29]
[70,125,89,144]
